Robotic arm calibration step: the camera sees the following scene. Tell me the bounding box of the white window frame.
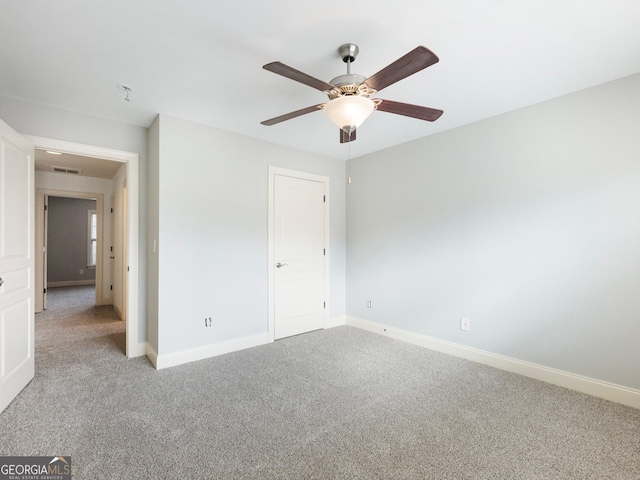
[87,209,97,268]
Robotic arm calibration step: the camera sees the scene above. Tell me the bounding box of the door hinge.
[110,246,113,252]
[44,205,47,211]
[44,288,47,294]
[110,285,113,290]
[111,208,113,213]
[324,301,326,309]
[323,195,326,203]
[323,248,325,255]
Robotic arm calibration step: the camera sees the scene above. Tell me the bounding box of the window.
[87,210,97,267]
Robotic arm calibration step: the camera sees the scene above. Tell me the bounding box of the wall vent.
[52,166,82,175]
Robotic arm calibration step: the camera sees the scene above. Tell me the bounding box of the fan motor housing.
[327,74,377,100]
[329,74,367,88]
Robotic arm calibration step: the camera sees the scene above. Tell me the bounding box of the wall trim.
[48,280,96,287]
[154,333,269,370]
[346,316,640,410]
[146,343,158,368]
[132,342,147,358]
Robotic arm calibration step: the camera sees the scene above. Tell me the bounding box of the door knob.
[276,263,288,268]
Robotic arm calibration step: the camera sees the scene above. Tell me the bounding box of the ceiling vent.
[52,166,82,175]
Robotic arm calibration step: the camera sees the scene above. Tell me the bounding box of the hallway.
[37,285,126,358]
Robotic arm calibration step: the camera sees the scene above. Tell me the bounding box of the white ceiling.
[34,149,123,179]
[1,1,639,160]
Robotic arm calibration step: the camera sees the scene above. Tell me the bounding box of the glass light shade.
[323,96,375,130]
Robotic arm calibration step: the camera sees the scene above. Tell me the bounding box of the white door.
[120,181,127,321]
[110,193,117,316]
[273,172,327,339]
[111,184,127,321]
[0,119,35,413]
[43,195,48,310]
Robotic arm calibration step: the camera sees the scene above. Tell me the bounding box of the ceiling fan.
[261,43,443,143]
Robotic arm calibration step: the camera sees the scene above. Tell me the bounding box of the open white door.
[121,181,127,322]
[43,195,48,310]
[111,181,127,321]
[271,169,329,340]
[0,118,35,413]
[110,193,116,313]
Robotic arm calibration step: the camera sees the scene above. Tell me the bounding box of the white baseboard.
[326,315,346,329]
[130,342,147,358]
[346,316,640,410]
[48,280,96,287]
[146,343,158,368]
[154,333,269,370]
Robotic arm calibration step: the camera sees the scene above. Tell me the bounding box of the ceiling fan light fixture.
[323,95,375,131]
[261,44,442,142]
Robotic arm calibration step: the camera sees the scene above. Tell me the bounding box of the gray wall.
[47,196,97,283]
[347,73,640,390]
[5,74,638,391]
[152,114,346,356]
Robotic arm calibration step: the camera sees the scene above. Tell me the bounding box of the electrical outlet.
[367,300,372,308]
[460,317,470,331]
[204,317,213,327]
[80,269,84,275]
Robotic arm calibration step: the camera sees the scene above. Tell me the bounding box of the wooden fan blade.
[375,99,443,122]
[263,62,335,92]
[365,46,439,92]
[261,104,324,126]
[340,128,357,143]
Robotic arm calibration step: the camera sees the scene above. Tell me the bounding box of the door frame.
[267,166,330,343]
[25,135,141,358]
[36,191,105,306]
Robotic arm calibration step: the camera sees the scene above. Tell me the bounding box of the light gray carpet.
[1,286,639,479]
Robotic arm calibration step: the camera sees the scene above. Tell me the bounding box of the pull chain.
[347,129,352,184]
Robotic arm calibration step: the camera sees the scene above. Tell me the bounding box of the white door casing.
[25,135,141,358]
[0,119,34,413]
[268,167,330,341]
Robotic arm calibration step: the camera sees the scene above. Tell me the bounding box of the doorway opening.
[28,135,141,358]
[44,195,99,309]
